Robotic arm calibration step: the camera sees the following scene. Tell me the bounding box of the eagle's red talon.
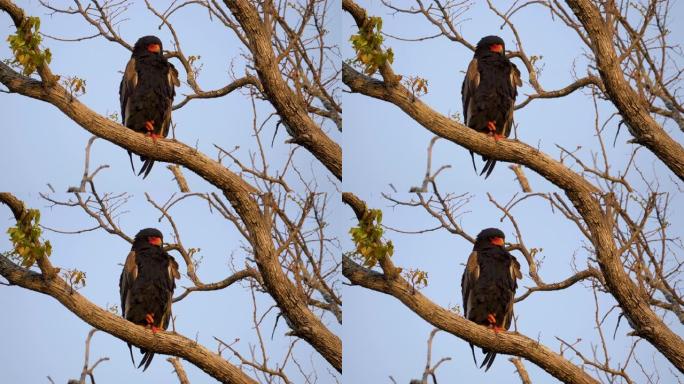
[494,134,504,141]
[151,325,160,333]
[487,121,497,133]
[145,313,154,325]
[145,121,155,132]
[486,313,504,332]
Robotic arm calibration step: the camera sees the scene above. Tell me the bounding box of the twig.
[510,357,532,384]
[168,357,191,384]
[167,164,190,192]
[509,164,532,192]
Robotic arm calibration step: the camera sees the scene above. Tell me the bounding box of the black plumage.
[119,35,180,178]
[461,35,522,178]
[119,228,180,371]
[461,228,522,371]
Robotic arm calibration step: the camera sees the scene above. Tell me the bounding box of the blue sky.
[1,1,340,383]
[1,0,683,383]
[343,1,684,383]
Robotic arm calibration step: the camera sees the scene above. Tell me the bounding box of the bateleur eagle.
[119,35,180,178]
[461,35,522,178]
[119,228,180,371]
[461,227,522,371]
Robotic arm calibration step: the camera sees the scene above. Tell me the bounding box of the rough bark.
[223,0,342,180]
[0,1,341,370]
[343,256,600,384]
[343,63,597,193]
[0,256,256,384]
[343,61,684,374]
[564,0,684,182]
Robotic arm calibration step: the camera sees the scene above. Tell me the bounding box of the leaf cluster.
[62,76,87,98]
[7,209,52,268]
[349,16,394,75]
[62,268,87,290]
[349,209,394,268]
[403,268,429,291]
[403,76,429,98]
[7,16,52,76]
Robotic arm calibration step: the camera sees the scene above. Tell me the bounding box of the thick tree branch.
[0,193,258,382]
[0,192,25,220]
[343,255,599,384]
[341,192,367,220]
[0,256,256,383]
[0,17,341,371]
[222,0,342,180]
[242,196,342,371]
[343,63,597,194]
[564,0,684,182]
[0,60,258,197]
[343,20,684,374]
[342,0,366,27]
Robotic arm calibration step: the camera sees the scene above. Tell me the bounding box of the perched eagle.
[119,35,180,178]
[461,227,522,371]
[461,35,522,178]
[119,228,180,370]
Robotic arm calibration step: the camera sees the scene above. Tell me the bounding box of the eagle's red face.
[148,236,162,246]
[490,236,504,246]
[489,43,503,53]
[147,43,161,53]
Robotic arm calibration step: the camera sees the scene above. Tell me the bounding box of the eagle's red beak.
[147,44,161,53]
[148,236,162,246]
[490,237,504,246]
[489,44,503,53]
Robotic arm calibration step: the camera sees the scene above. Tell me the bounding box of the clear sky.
[1,1,340,383]
[2,0,683,383]
[343,1,684,383]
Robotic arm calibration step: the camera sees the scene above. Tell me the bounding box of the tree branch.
[168,357,191,384]
[222,0,342,180]
[172,75,262,110]
[343,255,599,384]
[342,3,684,373]
[0,24,340,374]
[510,357,533,384]
[564,0,684,182]
[173,267,261,302]
[343,62,597,194]
[0,254,256,383]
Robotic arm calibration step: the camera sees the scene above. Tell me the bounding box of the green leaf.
[6,208,51,268]
[7,16,51,76]
[349,16,394,75]
[348,208,394,268]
